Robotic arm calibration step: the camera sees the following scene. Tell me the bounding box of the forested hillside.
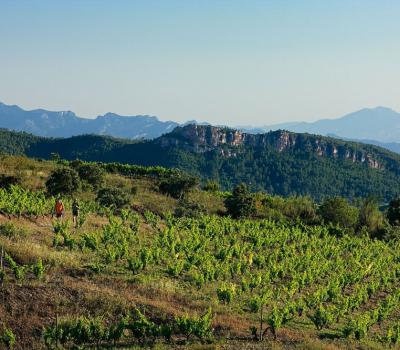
[1,125,400,201]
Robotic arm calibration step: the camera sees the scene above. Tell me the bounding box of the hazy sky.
[1,1,399,125]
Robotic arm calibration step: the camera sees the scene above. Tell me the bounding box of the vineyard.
[1,159,400,349]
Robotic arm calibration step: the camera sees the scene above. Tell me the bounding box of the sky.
[0,0,399,126]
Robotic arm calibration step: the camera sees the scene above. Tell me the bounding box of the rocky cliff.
[157,124,383,169]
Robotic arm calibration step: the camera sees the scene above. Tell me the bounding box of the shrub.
[96,187,130,209]
[0,175,21,189]
[74,163,105,189]
[130,186,138,196]
[0,327,16,349]
[174,198,207,218]
[225,183,256,218]
[46,168,80,196]
[318,197,358,233]
[308,305,334,330]
[159,175,199,199]
[0,223,27,239]
[388,197,400,226]
[358,197,385,238]
[175,308,213,341]
[203,180,220,192]
[32,258,44,279]
[217,284,236,304]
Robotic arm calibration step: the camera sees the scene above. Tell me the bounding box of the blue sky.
[0,0,399,125]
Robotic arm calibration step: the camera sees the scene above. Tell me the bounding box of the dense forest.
[1,125,400,201]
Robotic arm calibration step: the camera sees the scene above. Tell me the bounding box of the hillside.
[1,125,400,201]
[0,102,178,139]
[1,156,400,349]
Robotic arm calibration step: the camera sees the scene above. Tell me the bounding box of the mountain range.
[0,102,178,139]
[254,107,400,153]
[262,107,400,142]
[1,124,400,201]
[1,102,400,149]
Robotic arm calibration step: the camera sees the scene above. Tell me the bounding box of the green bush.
[174,198,207,218]
[225,183,256,219]
[175,308,213,341]
[0,222,27,239]
[0,327,16,349]
[159,175,199,199]
[203,180,220,192]
[74,163,105,189]
[46,168,80,196]
[96,187,130,209]
[318,197,359,233]
[388,198,400,226]
[216,284,235,304]
[358,197,386,238]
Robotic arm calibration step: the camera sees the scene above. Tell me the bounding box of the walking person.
[53,198,64,220]
[72,198,80,228]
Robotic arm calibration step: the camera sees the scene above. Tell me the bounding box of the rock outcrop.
[157,124,384,169]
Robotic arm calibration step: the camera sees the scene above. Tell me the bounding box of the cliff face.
[157,124,384,169]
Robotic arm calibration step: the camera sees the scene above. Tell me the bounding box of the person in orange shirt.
[54,198,65,219]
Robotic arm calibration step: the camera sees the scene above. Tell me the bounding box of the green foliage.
[3,128,400,201]
[46,168,80,196]
[0,222,27,239]
[175,308,213,341]
[308,304,334,330]
[159,175,199,199]
[43,316,109,348]
[343,315,372,340]
[216,284,236,304]
[0,327,16,349]
[225,183,256,218]
[72,162,105,189]
[143,210,159,228]
[32,258,44,279]
[175,198,207,218]
[266,307,283,339]
[358,197,385,238]
[318,197,359,233]
[387,197,400,226]
[382,322,400,345]
[4,253,26,282]
[96,187,130,210]
[260,195,318,224]
[0,186,52,217]
[203,180,220,192]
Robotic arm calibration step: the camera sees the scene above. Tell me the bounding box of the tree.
[225,183,256,218]
[46,168,80,196]
[74,163,105,189]
[387,198,400,226]
[159,175,199,199]
[175,198,207,218]
[318,197,358,233]
[358,197,385,238]
[96,187,130,209]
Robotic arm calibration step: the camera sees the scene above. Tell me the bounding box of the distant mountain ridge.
[0,102,178,139]
[1,102,400,154]
[1,124,400,201]
[260,107,400,143]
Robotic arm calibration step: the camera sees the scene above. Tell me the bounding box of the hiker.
[54,198,64,219]
[72,198,80,228]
